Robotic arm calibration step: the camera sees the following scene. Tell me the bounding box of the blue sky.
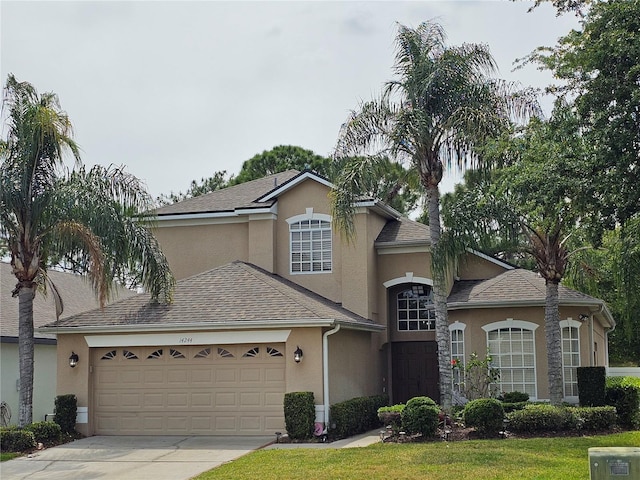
[1,1,580,198]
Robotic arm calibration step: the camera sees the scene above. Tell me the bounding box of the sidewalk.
[262,429,381,450]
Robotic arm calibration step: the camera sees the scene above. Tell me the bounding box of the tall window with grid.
[561,325,580,398]
[397,285,436,331]
[450,328,465,391]
[487,326,537,398]
[290,218,332,273]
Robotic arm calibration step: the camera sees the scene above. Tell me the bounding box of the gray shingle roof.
[44,261,381,331]
[375,218,431,246]
[154,170,301,216]
[1,263,134,339]
[448,268,604,307]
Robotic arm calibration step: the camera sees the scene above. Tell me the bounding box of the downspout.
[323,324,341,432]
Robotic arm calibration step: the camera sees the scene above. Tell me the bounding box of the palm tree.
[331,21,535,409]
[0,74,175,427]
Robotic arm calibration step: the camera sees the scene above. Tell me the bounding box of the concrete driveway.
[1,435,273,480]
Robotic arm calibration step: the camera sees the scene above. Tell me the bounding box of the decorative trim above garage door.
[84,330,292,348]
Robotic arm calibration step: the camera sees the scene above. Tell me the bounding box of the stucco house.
[1,263,106,424]
[42,169,615,436]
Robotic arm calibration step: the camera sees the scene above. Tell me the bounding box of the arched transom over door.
[92,344,286,435]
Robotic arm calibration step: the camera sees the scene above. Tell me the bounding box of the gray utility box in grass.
[589,447,640,479]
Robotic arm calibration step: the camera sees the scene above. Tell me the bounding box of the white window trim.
[449,322,466,392]
[484,319,538,400]
[383,272,433,288]
[560,319,581,402]
[287,209,332,275]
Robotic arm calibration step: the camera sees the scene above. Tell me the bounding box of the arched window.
[483,320,538,398]
[287,211,332,274]
[561,319,581,399]
[397,285,435,331]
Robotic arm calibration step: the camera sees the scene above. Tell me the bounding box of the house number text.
[178,337,193,344]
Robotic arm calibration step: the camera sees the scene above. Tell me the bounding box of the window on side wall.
[450,323,466,392]
[561,320,581,399]
[485,322,537,399]
[288,212,332,274]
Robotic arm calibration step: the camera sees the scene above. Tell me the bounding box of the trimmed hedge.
[463,398,505,435]
[0,426,36,452]
[54,394,77,434]
[501,401,529,414]
[401,397,439,437]
[507,404,577,433]
[24,421,62,446]
[502,391,529,403]
[378,404,404,432]
[605,377,640,429]
[572,406,617,431]
[577,367,606,406]
[330,395,387,439]
[283,392,315,440]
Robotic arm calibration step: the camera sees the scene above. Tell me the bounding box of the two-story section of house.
[47,169,614,436]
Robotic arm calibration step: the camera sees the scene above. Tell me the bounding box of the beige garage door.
[92,344,286,435]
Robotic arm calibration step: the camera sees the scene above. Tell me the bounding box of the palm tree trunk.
[18,285,36,427]
[427,184,452,409]
[545,281,564,405]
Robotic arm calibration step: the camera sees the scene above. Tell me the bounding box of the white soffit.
[84,330,292,347]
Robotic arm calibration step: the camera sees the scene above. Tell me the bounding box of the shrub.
[283,392,315,440]
[502,391,529,403]
[507,404,577,433]
[501,402,529,414]
[24,421,62,446]
[378,404,404,432]
[401,396,440,437]
[457,351,501,400]
[463,398,504,435]
[330,395,387,440]
[54,394,77,434]
[605,377,640,429]
[0,426,36,452]
[577,367,606,406]
[571,406,617,431]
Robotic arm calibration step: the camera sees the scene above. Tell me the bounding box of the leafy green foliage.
[283,392,315,440]
[54,394,77,434]
[0,426,36,452]
[501,391,530,403]
[507,404,577,433]
[23,421,61,445]
[378,404,404,433]
[456,351,501,401]
[463,398,505,435]
[401,396,440,437]
[577,367,606,406]
[330,395,387,440]
[605,379,640,429]
[572,407,617,431]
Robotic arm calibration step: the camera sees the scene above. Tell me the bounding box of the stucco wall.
[55,334,91,435]
[457,253,509,280]
[274,180,343,303]
[448,306,610,401]
[328,328,382,404]
[0,342,57,425]
[154,222,249,280]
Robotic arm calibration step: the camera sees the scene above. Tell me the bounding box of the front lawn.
[194,431,640,480]
[1,452,19,462]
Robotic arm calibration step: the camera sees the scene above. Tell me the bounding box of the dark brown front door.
[392,341,439,404]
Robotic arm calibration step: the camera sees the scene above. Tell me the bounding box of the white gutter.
[322,324,341,431]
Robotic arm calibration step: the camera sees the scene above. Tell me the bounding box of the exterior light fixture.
[579,314,589,322]
[293,346,303,363]
[69,352,79,368]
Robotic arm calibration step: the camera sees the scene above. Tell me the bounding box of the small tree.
[455,351,500,401]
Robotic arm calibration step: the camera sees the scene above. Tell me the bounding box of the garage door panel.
[93,343,286,435]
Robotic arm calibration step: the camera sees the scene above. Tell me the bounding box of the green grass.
[1,452,20,462]
[193,431,640,480]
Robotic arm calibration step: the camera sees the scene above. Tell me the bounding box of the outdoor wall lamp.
[293,346,303,363]
[69,352,79,368]
[579,314,589,322]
